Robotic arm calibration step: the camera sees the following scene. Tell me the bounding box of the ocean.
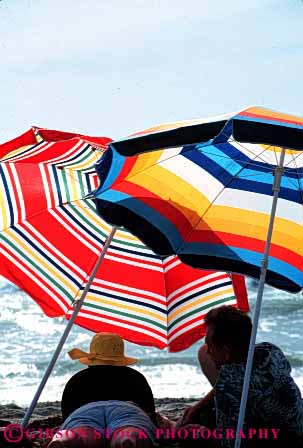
[0,275,302,406]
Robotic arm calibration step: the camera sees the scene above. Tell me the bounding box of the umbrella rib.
[277,151,303,191]
[273,145,279,166]
[181,145,279,248]
[195,147,275,172]
[284,151,303,168]
[216,140,280,171]
[274,149,303,193]
[228,137,271,164]
[289,152,303,211]
[120,142,277,187]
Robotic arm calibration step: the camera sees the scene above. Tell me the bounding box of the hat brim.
[68,348,137,366]
[79,356,138,366]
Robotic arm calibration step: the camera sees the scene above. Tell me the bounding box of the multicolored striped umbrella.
[0,127,248,352]
[93,106,303,448]
[95,106,303,293]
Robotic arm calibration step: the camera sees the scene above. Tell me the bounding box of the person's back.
[215,342,303,447]
[179,306,303,448]
[62,364,156,422]
[49,333,157,448]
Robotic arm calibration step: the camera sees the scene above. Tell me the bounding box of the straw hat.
[68,332,138,366]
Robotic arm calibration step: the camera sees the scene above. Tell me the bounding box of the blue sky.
[1,0,302,143]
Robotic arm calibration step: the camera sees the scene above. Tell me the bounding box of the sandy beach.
[0,398,197,447]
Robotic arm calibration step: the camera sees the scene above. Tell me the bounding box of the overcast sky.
[1,0,302,143]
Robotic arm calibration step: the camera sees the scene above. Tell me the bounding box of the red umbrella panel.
[0,127,248,352]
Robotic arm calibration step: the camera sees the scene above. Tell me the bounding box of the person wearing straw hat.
[61,333,156,422]
[47,332,157,448]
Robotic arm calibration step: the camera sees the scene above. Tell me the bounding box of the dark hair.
[205,306,252,360]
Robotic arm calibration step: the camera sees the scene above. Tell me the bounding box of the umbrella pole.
[234,149,286,448]
[21,226,118,428]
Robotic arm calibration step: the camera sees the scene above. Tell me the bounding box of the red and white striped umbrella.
[0,127,248,352]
